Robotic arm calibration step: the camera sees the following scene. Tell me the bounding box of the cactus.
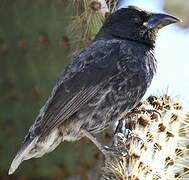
[101,95,189,179]
[0,0,78,178]
[68,0,109,52]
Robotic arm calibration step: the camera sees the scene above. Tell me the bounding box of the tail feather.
[8,136,39,175]
[9,128,63,175]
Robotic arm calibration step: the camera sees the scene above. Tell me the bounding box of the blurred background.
[0,0,188,179]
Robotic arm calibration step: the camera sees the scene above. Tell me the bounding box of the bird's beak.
[145,13,181,30]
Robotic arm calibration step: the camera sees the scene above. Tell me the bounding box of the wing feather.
[30,39,122,136]
[42,86,100,134]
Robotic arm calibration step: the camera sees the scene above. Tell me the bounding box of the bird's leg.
[112,119,125,147]
[113,119,144,155]
[82,129,108,155]
[113,119,124,136]
[82,129,127,157]
[112,119,129,156]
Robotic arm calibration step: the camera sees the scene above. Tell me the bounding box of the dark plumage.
[9,6,180,174]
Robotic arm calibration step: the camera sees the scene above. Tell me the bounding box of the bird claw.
[112,127,144,158]
[103,145,128,158]
[114,127,142,143]
[127,131,143,142]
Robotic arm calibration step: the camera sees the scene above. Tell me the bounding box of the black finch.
[9,6,180,174]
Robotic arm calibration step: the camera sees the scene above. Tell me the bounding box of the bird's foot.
[104,132,143,159]
[127,131,143,143]
[103,145,128,158]
[113,125,144,153]
[114,121,141,143]
[82,129,128,158]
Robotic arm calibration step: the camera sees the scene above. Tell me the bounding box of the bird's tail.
[8,136,39,175]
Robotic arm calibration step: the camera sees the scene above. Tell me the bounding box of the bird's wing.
[29,39,124,137]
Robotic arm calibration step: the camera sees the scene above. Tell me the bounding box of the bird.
[9,6,180,175]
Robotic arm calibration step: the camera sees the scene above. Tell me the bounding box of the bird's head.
[97,6,181,47]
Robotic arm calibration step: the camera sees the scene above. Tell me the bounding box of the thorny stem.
[97,0,110,16]
[101,95,189,179]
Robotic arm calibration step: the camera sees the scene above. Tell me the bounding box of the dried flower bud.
[89,1,101,11]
